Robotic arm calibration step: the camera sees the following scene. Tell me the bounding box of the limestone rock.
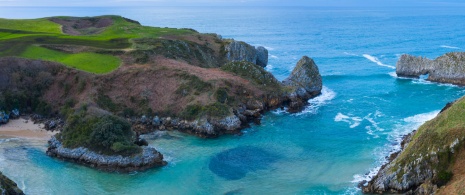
[46,136,166,172]
[283,56,322,112]
[256,46,268,67]
[396,52,465,85]
[225,41,268,67]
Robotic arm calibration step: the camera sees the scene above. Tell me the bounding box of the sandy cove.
[0,118,57,140]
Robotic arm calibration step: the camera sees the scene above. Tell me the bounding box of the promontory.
[0,16,323,172]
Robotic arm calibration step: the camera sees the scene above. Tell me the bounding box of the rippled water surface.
[1,6,465,194]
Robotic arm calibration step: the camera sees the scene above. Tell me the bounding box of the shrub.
[61,112,139,156]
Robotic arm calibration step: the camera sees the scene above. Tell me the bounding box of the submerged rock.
[225,41,268,67]
[283,56,323,112]
[46,136,166,172]
[396,52,465,85]
[209,146,278,180]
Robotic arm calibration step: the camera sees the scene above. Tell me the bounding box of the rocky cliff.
[362,97,465,194]
[225,41,268,67]
[283,56,323,112]
[396,52,465,85]
[0,16,323,172]
[0,172,24,195]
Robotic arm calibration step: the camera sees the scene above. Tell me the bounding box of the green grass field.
[0,15,194,73]
[21,45,121,74]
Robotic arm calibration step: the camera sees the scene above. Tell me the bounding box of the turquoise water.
[1,6,465,194]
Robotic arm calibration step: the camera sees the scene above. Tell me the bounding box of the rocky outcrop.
[396,52,465,85]
[256,46,268,67]
[0,172,24,195]
[362,98,465,194]
[283,56,323,112]
[225,41,268,67]
[46,136,167,172]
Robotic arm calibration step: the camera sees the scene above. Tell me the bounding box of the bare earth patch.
[49,17,113,35]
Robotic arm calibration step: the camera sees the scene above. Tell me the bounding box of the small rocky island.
[362,52,465,194]
[396,52,465,85]
[0,16,322,172]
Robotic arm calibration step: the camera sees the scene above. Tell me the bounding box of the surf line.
[362,54,395,69]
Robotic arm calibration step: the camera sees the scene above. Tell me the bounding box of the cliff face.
[362,97,465,194]
[396,52,465,85]
[0,172,24,195]
[225,41,268,67]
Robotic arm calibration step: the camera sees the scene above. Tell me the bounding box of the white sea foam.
[334,113,363,128]
[264,46,275,51]
[297,86,336,115]
[270,55,278,59]
[265,64,274,71]
[352,110,440,184]
[388,71,397,78]
[362,54,396,69]
[411,79,459,87]
[440,45,461,49]
[343,52,359,56]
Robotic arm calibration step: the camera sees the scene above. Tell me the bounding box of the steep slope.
[362,97,465,194]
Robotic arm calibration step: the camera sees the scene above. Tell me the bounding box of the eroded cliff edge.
[396,52,465,85]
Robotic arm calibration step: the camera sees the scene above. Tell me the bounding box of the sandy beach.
[0,118,57,140]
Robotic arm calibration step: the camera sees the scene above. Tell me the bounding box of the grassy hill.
[0,15,194,74]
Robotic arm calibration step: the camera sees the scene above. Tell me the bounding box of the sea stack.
[283,56,323,112]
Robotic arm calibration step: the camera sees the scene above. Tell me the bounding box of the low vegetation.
[393,97,465,186]
[60,110,141,156]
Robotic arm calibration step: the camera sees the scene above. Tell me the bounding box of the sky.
[0,0,464,7]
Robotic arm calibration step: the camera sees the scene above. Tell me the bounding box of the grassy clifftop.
[0,15,194,73]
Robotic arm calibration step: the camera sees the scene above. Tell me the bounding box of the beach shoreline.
[0,118,56,140]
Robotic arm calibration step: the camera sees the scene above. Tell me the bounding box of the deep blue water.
[1,6,465,194]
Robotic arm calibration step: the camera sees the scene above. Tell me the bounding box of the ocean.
[1,6,465,194]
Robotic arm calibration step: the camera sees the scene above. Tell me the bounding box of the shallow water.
[1,6,465,194]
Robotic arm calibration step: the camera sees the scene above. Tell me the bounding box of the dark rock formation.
[283,56,323,112]
[396,52,465,85]
[256,46,268,67]
[0,172,24,195]
[0,111,9,124]
[46,136,166,172]
[225,41,269,67]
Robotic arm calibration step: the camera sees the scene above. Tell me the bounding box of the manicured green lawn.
[0,18,62,34]
[20,45,121,74]
[0,15,196,73]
